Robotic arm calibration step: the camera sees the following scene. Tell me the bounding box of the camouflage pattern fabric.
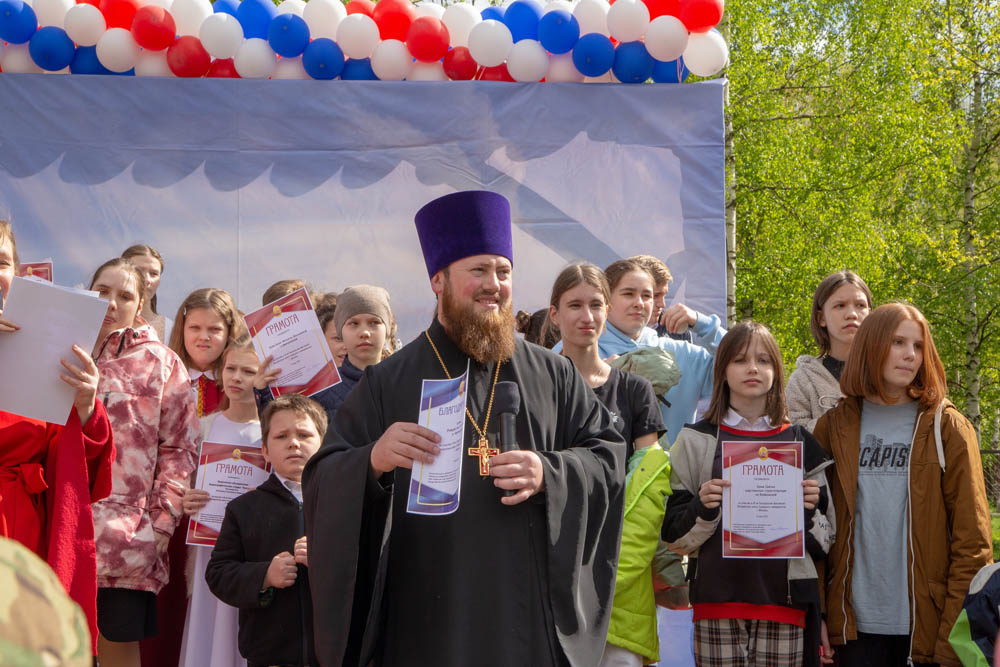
[0,537,92,666]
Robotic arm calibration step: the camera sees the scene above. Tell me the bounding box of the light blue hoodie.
[556,312,725,446]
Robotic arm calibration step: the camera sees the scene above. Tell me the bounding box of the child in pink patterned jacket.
[88,257,201,667]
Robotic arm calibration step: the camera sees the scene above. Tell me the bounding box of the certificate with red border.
[243,288,341,399]
[721,440,804,559]
[17,260,53,282]
[186,442,271,547]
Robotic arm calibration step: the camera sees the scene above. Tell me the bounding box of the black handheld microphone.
[493,381,521,498]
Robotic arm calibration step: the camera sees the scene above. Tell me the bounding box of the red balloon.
[643,0,680,17]
[207,58,240,77]
[78,0,101,7]
[131,5,176,51]
[677,0,722,31]
[477,63,514,81]
[443,46,476,80]
[167,35,211,77]
[345,0,375,17]
[405,16,449,63]
[100,0,139,29]
[372,0,415,41]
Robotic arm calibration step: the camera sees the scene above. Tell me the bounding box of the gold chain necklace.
[425,329,503,476]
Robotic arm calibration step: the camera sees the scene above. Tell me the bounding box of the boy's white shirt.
[274,472,303,502]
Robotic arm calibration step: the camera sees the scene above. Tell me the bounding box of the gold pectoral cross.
[468,436,499,477]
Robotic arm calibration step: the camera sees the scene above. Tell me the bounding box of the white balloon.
[171,0,213,37]
[272,55,309,78]
[45,66,70,74]
[33,0,73,28]
[583,71,612,83]
[572,0,608,36]
[415,3,445,19]
[97,28,140,73]
[371,39,412,80]
[135,48,174,76]
[606,0,648,42]
[336,13,379,60]
[467,19,512,67]
[233,37,276,77]
[1,43,43,73]
[505,39,547,82]
[200,12,244,59]
[276,0,306,16]
[645,14,687,62]
[544,0,574,13]
[302,0,346,40]
[408,60,447,80]
[682,29,727,77]
[64,3,107,47]
[441,3,480,47]
[545,51,583,81]
[141,0,173,8]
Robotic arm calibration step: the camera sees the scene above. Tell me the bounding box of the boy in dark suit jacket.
[206,394,328,667]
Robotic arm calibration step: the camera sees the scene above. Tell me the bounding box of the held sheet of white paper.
[0,277,108,424]
[406,364,470,516]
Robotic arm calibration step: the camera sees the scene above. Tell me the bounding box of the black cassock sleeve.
[206,504,272,610]
[533,356,626,665]
[302,369,391,667]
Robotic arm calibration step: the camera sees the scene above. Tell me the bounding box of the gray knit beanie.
[334,285,392,336]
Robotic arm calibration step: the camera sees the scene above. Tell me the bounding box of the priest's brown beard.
[440,283,516,364]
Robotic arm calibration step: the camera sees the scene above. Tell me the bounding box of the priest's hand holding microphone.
[488,382,545,506]
[369,381,544,505]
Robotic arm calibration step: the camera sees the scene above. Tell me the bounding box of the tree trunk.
[961,73,983,443]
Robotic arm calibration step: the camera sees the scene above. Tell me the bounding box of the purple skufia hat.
[414,190,513,278]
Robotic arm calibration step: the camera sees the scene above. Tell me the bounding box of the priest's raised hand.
[369,422,441,477]
[489,449,545,505]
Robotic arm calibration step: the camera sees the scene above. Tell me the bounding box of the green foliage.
[727,0,1000,441]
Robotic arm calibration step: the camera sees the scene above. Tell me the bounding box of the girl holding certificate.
[662,322,833,667]
[786,272,873,431]
[179,337,262,667]
[89,257,201,667]
[548,262,669,667]
[0,220,116,659]
[814,303,991,667]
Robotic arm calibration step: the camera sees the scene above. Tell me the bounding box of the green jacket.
[607,445,672,663]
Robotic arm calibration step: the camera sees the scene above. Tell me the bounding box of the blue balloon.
[0,0,37,45]
[340,57,378,80]
[213,0,239,16]
[537,9,578,54]
[70,46,113,75]
[29,25,74,71]
[480,6,504,21]
[267,13,309,57]
[651,56,689,83]
[235,0,276,39]
[502,0,542,42]
[571,33,613,78]
[302,37,345,80]
[612,41,654,83]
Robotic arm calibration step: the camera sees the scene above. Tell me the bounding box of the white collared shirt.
[722,408,773,432]
[188,369,216,382]
[275,473,303,502]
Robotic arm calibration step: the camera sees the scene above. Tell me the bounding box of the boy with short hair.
[205,394,327,667]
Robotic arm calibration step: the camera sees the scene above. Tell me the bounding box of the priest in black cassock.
[303,190,626,667]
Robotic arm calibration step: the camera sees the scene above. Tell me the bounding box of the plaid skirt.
[693,618,804,667]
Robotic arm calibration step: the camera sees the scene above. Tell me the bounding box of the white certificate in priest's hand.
[722,440,804,559]
[407,365,469,517]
